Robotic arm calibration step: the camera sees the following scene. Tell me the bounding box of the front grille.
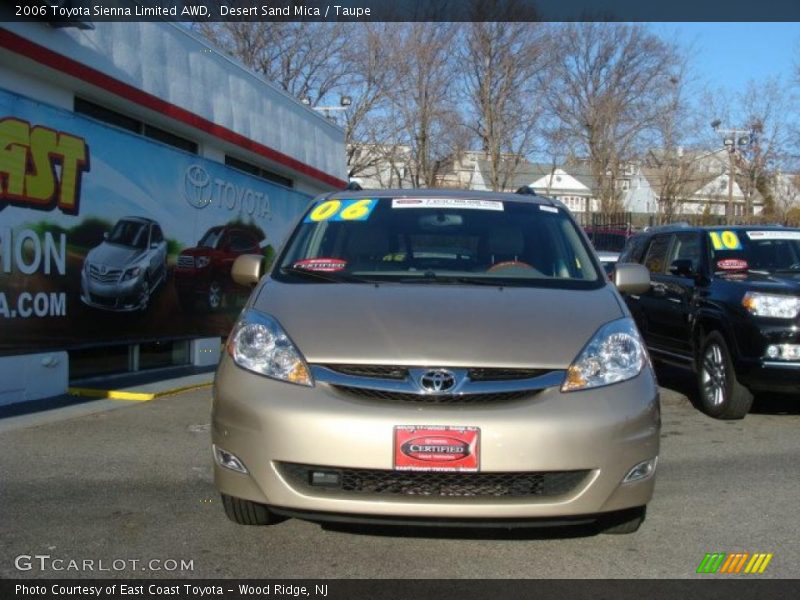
[89,293,117,307]
[278,463,590,498]
[325,364,408,380]
[467,368,549,381]
[332,386,533,404]
[177,255,195,269]
[89,265,122,283]
[322,365,551,382]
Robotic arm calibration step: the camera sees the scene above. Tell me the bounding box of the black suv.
[619,224,800,419]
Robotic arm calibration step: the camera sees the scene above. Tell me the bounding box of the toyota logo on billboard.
[420,369,457,393]
[184,164,213,209]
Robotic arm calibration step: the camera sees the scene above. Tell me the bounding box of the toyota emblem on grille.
[420,369,456,393]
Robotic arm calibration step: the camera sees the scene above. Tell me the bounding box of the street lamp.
[711,120,751,220]
[303,96,353,122]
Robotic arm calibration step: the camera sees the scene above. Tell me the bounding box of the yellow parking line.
[68,382,211,402]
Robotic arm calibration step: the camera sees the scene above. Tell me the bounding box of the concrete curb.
[68,381,212,402]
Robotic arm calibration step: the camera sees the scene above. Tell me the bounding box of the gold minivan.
[212,188,658,534]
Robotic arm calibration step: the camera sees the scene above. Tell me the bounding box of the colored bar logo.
[696,552,773,574]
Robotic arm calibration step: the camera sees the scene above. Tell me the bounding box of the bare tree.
[386,24,467,188]
[736,78,795,216]
[340,24,399,181]
[461,20,551,191]
[542,23,685,214]
[647,59,706,220]
[196,21,353,106]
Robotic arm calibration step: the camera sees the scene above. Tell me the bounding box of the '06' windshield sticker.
[303,199,378,223]
[746,230,800,241]
[709,230,742,251]
[391,198,504,211]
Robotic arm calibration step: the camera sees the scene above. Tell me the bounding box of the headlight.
[562,317,647,392]
[742,292,800,319]
[227,309,312,386]
[196,256,211,268]
[121,266,142,281]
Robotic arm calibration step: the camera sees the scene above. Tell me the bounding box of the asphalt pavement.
[1,366,798,579]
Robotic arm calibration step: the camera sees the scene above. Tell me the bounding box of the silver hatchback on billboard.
[80,216,168,312]
[213,188,658,534]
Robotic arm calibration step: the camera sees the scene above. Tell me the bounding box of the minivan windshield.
[275,197,602,288]
[710,229,800,274]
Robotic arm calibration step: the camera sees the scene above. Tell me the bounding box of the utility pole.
[710,120,751,220]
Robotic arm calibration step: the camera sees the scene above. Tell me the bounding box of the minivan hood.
[254,282,624,369]
[87,242,144,268]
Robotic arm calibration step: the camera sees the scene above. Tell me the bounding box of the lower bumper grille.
[331,386,533,404]
[278,463,590,498]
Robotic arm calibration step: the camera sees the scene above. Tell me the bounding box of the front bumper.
[212,357,660,520]
[80,271,145,312]
[733,320,800,393]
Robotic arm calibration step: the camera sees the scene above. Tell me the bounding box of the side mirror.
[669,259,694,278]
[231,254,265,287]
[614,263,650,295]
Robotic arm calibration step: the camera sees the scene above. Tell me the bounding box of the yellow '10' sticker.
[709,230,742,251]
[304,198,378,223]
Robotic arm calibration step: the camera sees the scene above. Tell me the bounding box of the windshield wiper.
[278,266,373,284]
[395,271,518,286]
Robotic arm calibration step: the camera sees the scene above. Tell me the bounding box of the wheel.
[221,494,282,526]
[138,276,150,312]
[207,280,223,311]
[697,331,753,420]
[599,506,646,535]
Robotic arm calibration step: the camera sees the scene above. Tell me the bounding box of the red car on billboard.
[174,225,263,312]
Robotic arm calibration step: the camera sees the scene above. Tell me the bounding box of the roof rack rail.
[515,186,536,196]
[642,222,691,232]
[345,181,363,191]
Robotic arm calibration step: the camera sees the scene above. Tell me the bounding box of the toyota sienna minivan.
[212,188,658,534]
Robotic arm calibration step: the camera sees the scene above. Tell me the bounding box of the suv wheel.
[599,506,646,534]
[138,276,150,312]
[221,494,283,526]
[697,332,753,419]
[208,280,223,311]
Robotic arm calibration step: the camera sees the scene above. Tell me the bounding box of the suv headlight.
[196,256,211,268]
[562,317,647,392]
[742,292,800,319]
[121,266,141,281]
[227,309,312,386]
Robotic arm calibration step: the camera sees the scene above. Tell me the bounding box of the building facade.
[0,21,346,406]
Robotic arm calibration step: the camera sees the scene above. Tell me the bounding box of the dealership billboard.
[0,88,312,355]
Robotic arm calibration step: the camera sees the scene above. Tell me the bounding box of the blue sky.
[653,23,799,93]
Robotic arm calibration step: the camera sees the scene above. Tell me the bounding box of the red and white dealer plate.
[393,425,480,472]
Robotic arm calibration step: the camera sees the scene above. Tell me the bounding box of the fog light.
[765,344,800,361]
[623,457,657,483]
[213,444,248,474]
[310,470,340,487]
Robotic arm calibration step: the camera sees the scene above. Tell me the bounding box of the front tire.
[697,331,753,420]
[599,506,646,535]
[221,494,282,526]
[207,280,223,311]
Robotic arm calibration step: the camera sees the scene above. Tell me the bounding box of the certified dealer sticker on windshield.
[391,198,504,211]
[394,425,480,472]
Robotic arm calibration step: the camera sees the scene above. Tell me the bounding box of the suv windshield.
[275,197,601,288]
[108,220,148,249]
[710,229,800,273]
[199,228,224,249]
